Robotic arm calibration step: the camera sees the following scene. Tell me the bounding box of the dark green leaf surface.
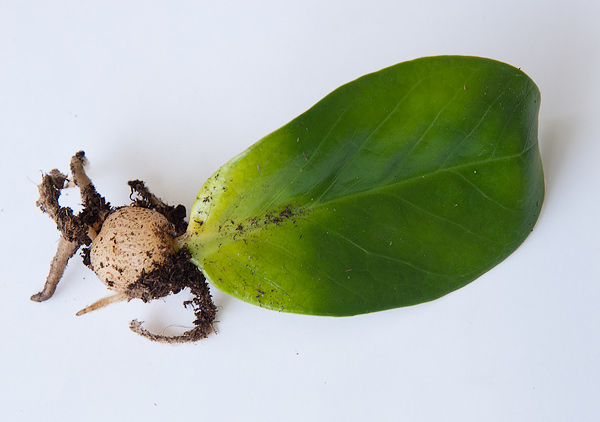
[182,56,544,315]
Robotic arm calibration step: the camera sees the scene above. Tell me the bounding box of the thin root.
[70,151,111,231]
[76,292,129,316]
[129,319,216,344]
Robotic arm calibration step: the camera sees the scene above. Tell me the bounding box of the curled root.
[129,319,216,344]
[126,247,217,343]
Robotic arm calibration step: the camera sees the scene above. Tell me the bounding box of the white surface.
[1,1,599,421]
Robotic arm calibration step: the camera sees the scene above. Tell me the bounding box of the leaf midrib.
[304,144,535,213]
[192,144,532,261]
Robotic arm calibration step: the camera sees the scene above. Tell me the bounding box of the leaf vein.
[312,79,423,203]
[306,218,453,279]
[307,145,535,211]
[450,170,515,212]
[387,193,496,243]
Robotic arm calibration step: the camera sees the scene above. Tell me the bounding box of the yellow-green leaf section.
[181,56,544,316]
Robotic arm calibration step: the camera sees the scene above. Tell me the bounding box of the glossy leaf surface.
[182,56,544,316]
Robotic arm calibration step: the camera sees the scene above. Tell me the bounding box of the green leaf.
[181,56,544,316]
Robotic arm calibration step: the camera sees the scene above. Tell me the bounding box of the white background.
[1,1,599,421]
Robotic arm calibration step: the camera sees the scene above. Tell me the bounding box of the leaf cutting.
[33,56,544,341]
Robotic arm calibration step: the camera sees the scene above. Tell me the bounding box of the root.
[129,319,215,344]
[76,292,129,316]
[31,237,81,302]
[36,170,87,245]
[70,151,111,232]
[33,151,110,301]
[128,180,187,236]
[126,248,217,343]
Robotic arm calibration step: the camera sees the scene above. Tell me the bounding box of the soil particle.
[264,204,296,226]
